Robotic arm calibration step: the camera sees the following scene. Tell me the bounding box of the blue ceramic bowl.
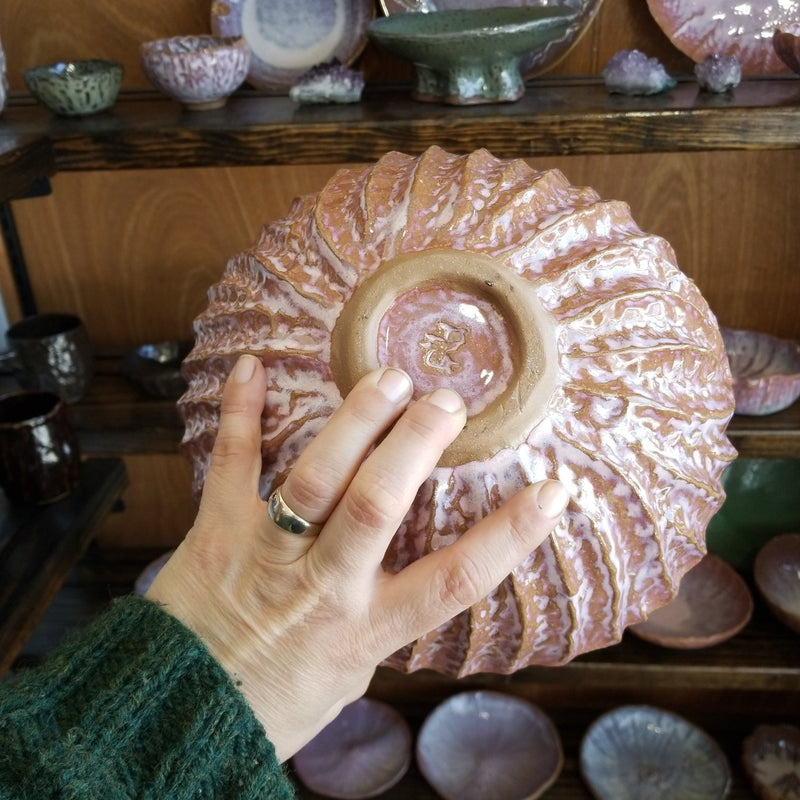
[24,59,123,116]
[580,705,731,800]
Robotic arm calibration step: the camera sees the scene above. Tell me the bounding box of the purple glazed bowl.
[721,327,800,416]
[140,35,250,111]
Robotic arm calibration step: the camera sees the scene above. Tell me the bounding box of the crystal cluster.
[289,59,364,104]
[694,54,742,93]
[603,49,676,95]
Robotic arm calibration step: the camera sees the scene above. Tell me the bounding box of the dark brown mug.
[1,313,94,404]
[0,391,81,505]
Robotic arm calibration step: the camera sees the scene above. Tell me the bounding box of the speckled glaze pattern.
[24,60,122,116]
[379,0,605,79]
[140,36,250,110]
[742,723,800,800]
[179,146,736,676]
[367,7,577,103]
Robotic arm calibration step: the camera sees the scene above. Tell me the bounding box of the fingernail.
[425,388,464,414]
[232,354,257,383]
[377,367,412,403]
[536,480,569,518]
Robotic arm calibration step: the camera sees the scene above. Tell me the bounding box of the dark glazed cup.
[3,313,94,403]
[0,391,81,504]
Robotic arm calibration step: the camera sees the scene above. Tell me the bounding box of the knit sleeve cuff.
[0,594,296,800]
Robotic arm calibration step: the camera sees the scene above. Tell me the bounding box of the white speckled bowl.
[140,35,250,111]
[24,60,123,116]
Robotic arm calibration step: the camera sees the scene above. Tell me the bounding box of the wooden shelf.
[0,457,128,674]
[0,76,798,201]
[18,545,788,799]
[63,350,800,458]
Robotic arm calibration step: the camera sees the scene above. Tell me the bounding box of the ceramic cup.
[1,313,94,403]
[0,391,81,504]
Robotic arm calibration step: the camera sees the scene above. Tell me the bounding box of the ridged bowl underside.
[179,146,735,676]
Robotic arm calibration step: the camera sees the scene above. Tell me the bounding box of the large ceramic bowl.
[629,553,753,649]
[24,60,123,116]
[179,146,735,676]
[754,533,800,635]
[721,327,800,416]
[367,7,577,104]
[378,0,605,79]
[580,705,731,799]
[415,691,562,800]
[140,36,250,111]
[742,723,800,800]
[292,697,412,799]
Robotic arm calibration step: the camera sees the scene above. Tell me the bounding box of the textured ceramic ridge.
[179,146,736,676]
[140,35,250,110]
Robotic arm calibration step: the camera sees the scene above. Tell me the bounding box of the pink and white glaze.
[179,147,736,676]
[140,35,250,110]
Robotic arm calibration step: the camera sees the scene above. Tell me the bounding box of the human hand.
[147,354,569,762]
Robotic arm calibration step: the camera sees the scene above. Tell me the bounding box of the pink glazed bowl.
[179,147,736,676]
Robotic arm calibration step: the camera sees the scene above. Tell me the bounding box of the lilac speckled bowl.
[140,35,250,111]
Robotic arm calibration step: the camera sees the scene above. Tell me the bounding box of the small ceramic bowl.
[742,723,800,800]
[580,705,731,800]
[140,35,250,111]
[122,340,191,398]
[292,697,412,799]
[721,327,800,416]
[415,691,563,800]
[774,29,800,74]
[629,553,753,648]
[754,533,800,635]
[367,7,576,105]
[24,59,123,116]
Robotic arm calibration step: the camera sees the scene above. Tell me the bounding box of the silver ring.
[266,485,322,536]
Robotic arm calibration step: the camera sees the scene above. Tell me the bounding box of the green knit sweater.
[0,596,296,799]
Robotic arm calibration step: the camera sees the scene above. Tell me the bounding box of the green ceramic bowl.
[367,7,577,105]
[706,458,800,570]
[24,59,123,116]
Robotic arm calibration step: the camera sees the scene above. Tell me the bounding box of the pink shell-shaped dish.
[629,553,753,648]
[292,698,412,799]
[774,29,800,75]
[415,691,563,800]
[645,0,797,75]
[754,533,800,635]
[179,146,736,676]
[742,723,800,800]
[721,327,800,416]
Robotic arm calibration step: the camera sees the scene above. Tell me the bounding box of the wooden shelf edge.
[1,77,798,190]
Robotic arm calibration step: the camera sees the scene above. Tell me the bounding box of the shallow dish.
[629,553,753,648]
[378,0,604,78]
[368,7,577,104]
[742,723,800,800]
[211,0,374,93]
[415,691,563,800]
[24,60,123,116]
[140,36,250,110]
[292,697,412,799]
[580,705,731,800]
[754,533,800,635]
[646,0,797,74]
[722,327,800,416]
